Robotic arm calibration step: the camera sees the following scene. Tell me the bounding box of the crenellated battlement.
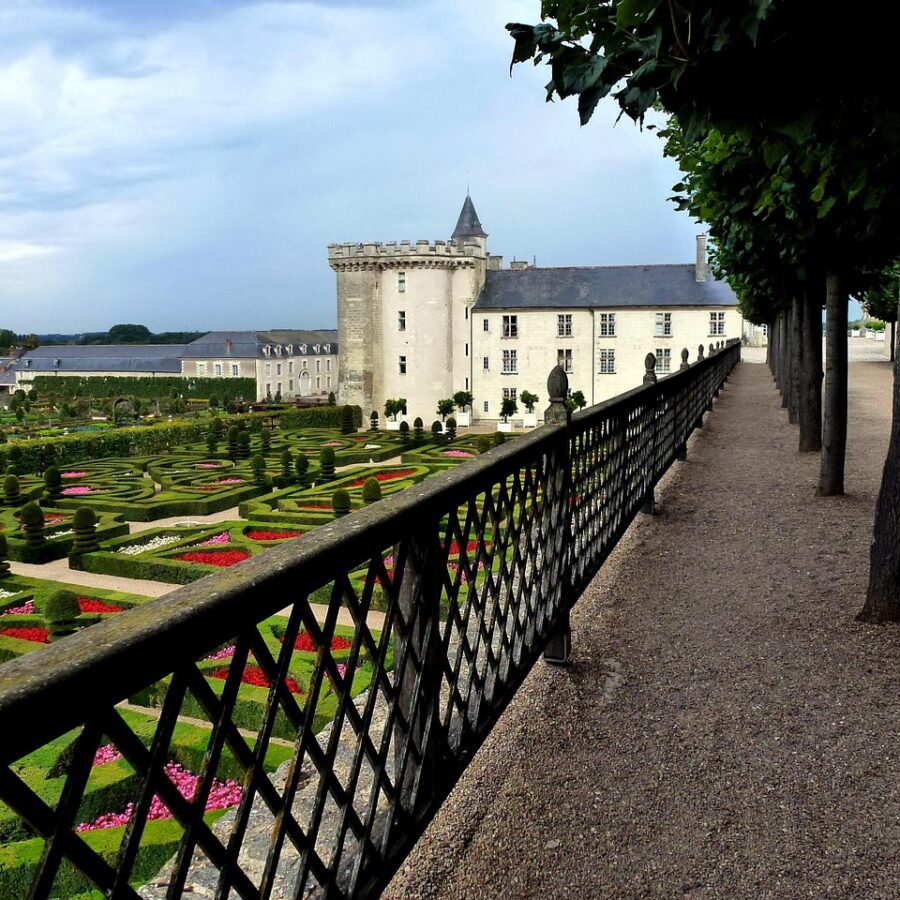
[328,238,486,263]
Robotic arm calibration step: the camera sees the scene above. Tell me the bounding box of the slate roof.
[18,345,187,373]
[452,194,487,240]
[182,330,338,359]
[473,264,738,310]
[0,358,16,386]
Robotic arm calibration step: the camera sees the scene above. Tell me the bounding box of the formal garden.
[0,408,513,894]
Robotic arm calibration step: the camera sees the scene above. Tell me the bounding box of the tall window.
[483,318,490,332]
[316,377,321,389]
[656,348,672,373]
[214,363,222,377]
[398,271,406,293]
[327,376,332,388]
[558,348,573,373]
[231,364,239,376]
[326,359,331,372]
[197,362,206,376]
[483,400,489,412]
[502,349,517,373]
[276,363,282,376]
[465,343,469,356]
[483,356,490,371]
[710,311,725,335]
[557,314,573,337]
[399,356,407,374]
[398,310,406,331]
[655,312,672,336]
[502,315,518,338]
[264,363,271,376]
[288,361,293,374]
[599,313,616,337]
[599,349,616,374]
[315,359,321,373]
[289,379,294,391]
[503,387,517,400]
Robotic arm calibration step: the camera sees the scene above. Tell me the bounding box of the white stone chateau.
[331,196,741,424]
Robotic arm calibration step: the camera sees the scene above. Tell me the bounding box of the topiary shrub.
[43,589,80,642]
[328,391,336,406]
[446,417,457,442]
[319,447,336,481]
[251,454,267,485]
[280,449,293,478]
[43,465,62,501]
[3,474,20,506]
[332,488,351,518]
[205,431,218,455]
[19,502,45,547]
[70,506,99,556]
[227,425,240,460]
[341,406,355,435]
[260,429,271,454]
[212,417,225,437]
[399,420,410,443]
[237,430,251,460]
[477,435,492,454]
[295,453,310,488]
[413,417,424,445]
[370,411,379,432]
[431,421,443,443]
[361,477,382,504]
[493,431,506,446]
[0,533,10,578]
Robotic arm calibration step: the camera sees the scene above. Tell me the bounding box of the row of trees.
[508,1,900,621]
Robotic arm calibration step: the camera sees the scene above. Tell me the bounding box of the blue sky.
[2,0,714,334]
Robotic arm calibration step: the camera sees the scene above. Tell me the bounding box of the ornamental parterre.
[173,550,252,567]
[210,664,301,693]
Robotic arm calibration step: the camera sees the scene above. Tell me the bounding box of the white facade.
[333,198,742,425]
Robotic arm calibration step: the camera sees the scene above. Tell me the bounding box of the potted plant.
[498,396,517,432]
[453,390,473,427]
[384,398,407,431]
[519,390,539,428]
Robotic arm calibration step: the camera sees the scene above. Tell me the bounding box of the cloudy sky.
[0,0,709,334]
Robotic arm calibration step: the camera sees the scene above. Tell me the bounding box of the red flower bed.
[346,469,416,488]
[0,627,49,643]
[445,540,487,556]
[299,503,332,510]
[245,530,303,541]
[210,665,301,693]
[281,631,352,653]
[174,550,252,567]
[18,513,68,529]
[78,598,124,614]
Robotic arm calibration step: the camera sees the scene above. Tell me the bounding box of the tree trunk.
[788,296,801,424]
[766,320,773,371]
[860,295,900,621]
[780,313,789,407]
[818,271,848,495]
[798,287,823,452]
[891,320,896,363]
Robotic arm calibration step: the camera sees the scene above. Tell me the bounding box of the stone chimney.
[696,233,707,282]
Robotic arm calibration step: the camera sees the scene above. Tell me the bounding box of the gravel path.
[386,357,900,899]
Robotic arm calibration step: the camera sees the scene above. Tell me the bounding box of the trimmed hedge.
[29,374,257,402]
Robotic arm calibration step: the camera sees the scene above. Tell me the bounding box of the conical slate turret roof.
[451,194,487,239]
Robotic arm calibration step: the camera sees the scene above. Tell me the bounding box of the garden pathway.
[385,354,900,898]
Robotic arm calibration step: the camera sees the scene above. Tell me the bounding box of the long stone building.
[332,196,741,424]
[12,330,338,403]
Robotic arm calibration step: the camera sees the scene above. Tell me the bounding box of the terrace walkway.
[386,354,900,898]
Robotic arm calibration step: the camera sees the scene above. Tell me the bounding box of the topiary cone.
[43,465,62,501]
[0,533,10,578]
[361,477,382,504]
[332,488,351,518]
[3,474,20,506]
[71,506,99,555]
[251,454,267,485]
[319,447,336,481]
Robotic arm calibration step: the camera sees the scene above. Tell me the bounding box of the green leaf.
[817,196,837,219]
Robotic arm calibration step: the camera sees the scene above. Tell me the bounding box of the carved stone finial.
[709,343,714,356]
[698,344,705,360]
[680,347,690,371]
[643,353,657,385]
[545,365,570,425]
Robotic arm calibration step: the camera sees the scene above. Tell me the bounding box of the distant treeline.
[75,324,204,345]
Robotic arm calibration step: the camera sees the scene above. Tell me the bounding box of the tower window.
[398,272,406,293]
[399,356,407,375]
[398,310,406,331]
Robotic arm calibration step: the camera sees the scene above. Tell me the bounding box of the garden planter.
[522,413,537,428]
[497,423,512,433]
[456,411,471,427]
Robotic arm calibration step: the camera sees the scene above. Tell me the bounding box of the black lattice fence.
[0,341,740,899]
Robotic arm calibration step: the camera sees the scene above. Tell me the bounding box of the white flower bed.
[0,589,18,601]
[51,529,75,538]
[117,534,181,556]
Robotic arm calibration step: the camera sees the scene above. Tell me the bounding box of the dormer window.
[285,344,293,354]
[313,344,321,353]
[273,345,282,356]
[262,345,271,356]
[299,344,307,354]
[24,359,31,367]
[53,358,61,367]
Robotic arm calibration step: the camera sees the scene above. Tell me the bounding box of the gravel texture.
[385,354,900,899]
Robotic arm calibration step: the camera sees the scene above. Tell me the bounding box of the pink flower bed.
[3,600,35,615]
[322,441,342,447]
[62,486,94,495]
[61,471,87,478]
[443,450,474,458]
[76,761,242,831]
[93,744,123,766]
[198,532,230,546]
[216,478,245,485]
[195,463,222,469]
[346,469,416,488]
[205,645,236,661]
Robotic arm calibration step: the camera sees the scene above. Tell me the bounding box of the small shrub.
[71,506,99,555]
[0,533,9,578]
[332,488,351,518]
[413,417,424,445]
[20,502,45,547]
[280,449,293,478]
[3,474,20,505]
[361,477,382,504]
[43,589,80,642]
[43,465,62,500]
[295,453,310,487]
[369,411,379,432]
[237,430,251,459]
[319,447,336,481]
[227,425,240,460]
[399,420,410,443]
[205,431,218,454]
[493,431,506,446]
[251,455,267,485]
[260,429,271,453]
[437,398,455,421]
[477,435,492,454]
[446,417,457,442]
[341,406,355,435]
[431,420,443,443]
[328,391,336,406]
